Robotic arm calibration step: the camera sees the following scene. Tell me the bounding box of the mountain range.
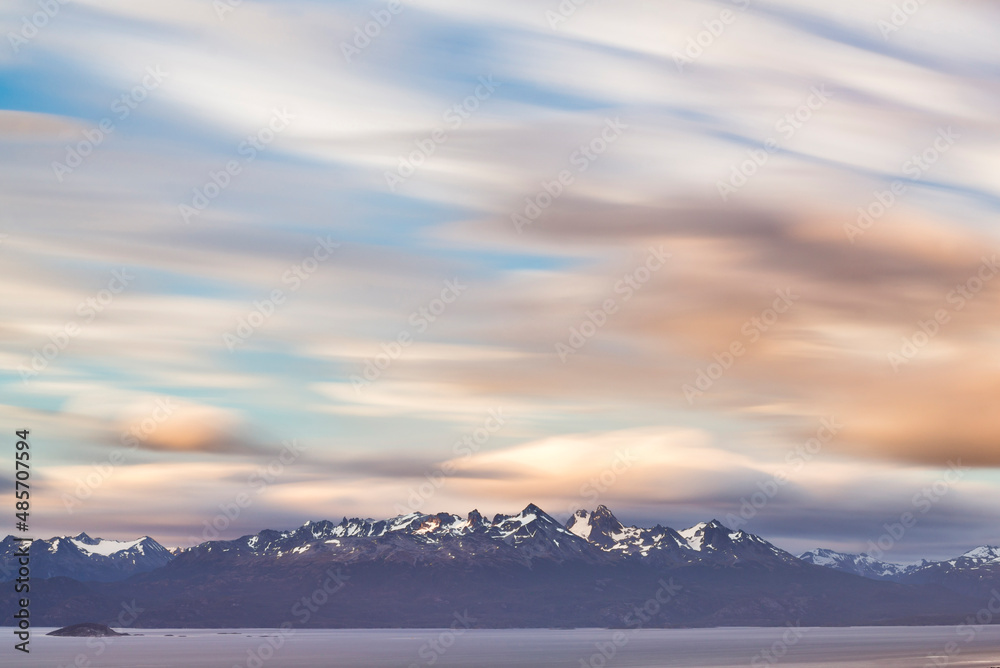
[2,504,998,628]
[798,544,1000,597]
[0,532,172,582]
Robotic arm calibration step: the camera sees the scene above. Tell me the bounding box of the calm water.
[4,626,1000,667]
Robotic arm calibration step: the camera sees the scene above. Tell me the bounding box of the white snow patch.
[568,519,592,540]
[678,524,709,551]
[962,546,1000,562]
[69,537,145,557]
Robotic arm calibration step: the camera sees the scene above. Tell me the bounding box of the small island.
[47,623,129,637]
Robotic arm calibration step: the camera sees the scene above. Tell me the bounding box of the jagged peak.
[566,508,589,527]
[565,506,628,545]
[960,545,1000,561]
[802,547,840,556]
[507,503,558,524]
[687,519,730,531]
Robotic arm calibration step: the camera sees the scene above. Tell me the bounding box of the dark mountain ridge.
[2,504,996,629]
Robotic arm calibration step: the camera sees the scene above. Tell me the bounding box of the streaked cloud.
[1,0,999,560]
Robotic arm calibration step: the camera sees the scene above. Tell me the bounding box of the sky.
[1,0,999,562]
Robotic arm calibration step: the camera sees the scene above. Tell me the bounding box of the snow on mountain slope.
[566,506,798,566]
[799,545,1000,582]
[69,535,148,557]
[567,506,687,558]
[23,504,995,592]
[955,545,1000,564]
[798,545,1000,584]
[896,544,1000,596]
[678,522,710,551]
[797,548,912,581]
[185,503,605,566]
[0,533,173,582]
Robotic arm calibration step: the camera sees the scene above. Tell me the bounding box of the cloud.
[337,455,520,481]
[25,425,979,560]
[53,392,267,455]
[0,110,86,140]
[412,198,1000,468]
[124,404,262,454]
[2,0,1000,559]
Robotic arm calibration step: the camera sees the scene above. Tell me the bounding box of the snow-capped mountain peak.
[69,536,151,557]
[959,545,1000,563]
[678,519,730,551]
[678,523,709,551]
[798,548,912,580]
[562,510,795,566]
[466,509,487,529]
[566,505,626,545]
[491,503,575,541]
[0,533,173,582]
[566,509,593,539]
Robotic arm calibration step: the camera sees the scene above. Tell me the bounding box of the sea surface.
[4,626,1000,667]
